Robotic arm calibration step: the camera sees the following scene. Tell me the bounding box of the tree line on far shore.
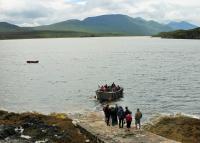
[154,27,200,39]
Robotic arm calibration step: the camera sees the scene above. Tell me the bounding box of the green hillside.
[155,27,200,39]
[34,14,172,36]
[0,22,32,32]
[0,22,22,32]
[2,14,200,39]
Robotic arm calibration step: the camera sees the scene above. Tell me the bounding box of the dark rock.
[22,117,44,128]
[0,125,17,139]
[4,137,32,143]
[0,110,88,143]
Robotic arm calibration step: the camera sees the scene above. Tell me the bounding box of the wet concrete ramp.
[73,112,180,143]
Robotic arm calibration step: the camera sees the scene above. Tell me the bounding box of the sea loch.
[0,37,200,121]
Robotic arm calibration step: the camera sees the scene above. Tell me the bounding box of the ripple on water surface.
[0,37,200,121]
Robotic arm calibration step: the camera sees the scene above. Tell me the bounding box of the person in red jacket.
[125,112,132,131]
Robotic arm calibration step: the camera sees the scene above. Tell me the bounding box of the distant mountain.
[155,27,200,39]
[0,22,21,32]
[0,22,32,32]
[167,21,198,30]
[4,14,200,38]
[34,14,172,36]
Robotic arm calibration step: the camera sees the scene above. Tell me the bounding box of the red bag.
[126,114,132,122]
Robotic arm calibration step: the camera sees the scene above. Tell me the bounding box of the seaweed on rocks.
[144,114,200,143]
[0,110,91,143]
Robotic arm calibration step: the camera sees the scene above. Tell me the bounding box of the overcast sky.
[0,0,199,26]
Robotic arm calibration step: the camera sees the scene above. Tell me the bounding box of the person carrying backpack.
[117,106,125,128]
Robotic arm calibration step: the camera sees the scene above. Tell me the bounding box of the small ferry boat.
[96,87,123,102]
[26,60,39,63]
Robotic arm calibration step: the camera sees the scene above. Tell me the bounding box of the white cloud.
[0,0,199,26]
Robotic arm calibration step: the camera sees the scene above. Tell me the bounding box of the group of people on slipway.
[103,105,142,131]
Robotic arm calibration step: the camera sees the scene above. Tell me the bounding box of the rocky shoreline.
[1,110,200,143]
[0,110,91,143]
[144,114,200,143]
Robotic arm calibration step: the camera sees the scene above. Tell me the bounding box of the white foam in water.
[166,112,200,119]
[145,112,200,126]
[180,113,200,119]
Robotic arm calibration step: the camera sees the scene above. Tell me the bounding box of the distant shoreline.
[0,31,153,40]
[1,31,199,40]
[0,30,126,40]
[154,27,200,39]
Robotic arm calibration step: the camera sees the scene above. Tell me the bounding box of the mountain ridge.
[167,21,198,30]
[0,14,199,36]
[33,14,172,36]
[0,22,21,32]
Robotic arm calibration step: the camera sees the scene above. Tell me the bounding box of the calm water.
[0,37,200,120]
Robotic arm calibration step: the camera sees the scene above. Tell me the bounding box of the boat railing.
[96,87,123,93]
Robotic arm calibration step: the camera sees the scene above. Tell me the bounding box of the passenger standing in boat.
[116,85,120,91]
[111,82,116,88]
[104,84,108,89]
[111,82,116,91]
[100,86,104,91]
[135,108,142,129]
[125,112,132,131]
[117,106,125,128]
[103,105,111,126]
[104,84,108,92]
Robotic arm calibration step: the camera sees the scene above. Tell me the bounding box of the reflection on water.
[0,37,200,121]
